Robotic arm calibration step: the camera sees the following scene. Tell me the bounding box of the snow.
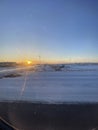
[0,64,98,103]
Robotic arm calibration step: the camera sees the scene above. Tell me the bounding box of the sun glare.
[27,60,32,65]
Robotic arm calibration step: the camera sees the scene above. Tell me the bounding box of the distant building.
[0,62,17,67]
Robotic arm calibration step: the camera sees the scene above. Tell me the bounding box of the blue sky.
[0,0,98,63]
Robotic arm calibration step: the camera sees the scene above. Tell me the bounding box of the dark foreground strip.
[0,102,98,130]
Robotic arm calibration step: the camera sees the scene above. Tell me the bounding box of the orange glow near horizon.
[0,57,98,64]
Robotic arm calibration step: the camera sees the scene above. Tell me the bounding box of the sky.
[0,0,98,63]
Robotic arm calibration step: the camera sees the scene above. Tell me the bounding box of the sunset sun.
[27,60,32,65]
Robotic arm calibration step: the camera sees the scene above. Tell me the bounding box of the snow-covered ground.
[0,64,98,103]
